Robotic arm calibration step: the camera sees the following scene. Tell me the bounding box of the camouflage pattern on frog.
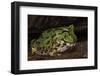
[31,24,77,56]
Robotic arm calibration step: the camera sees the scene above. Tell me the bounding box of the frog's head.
[61,24,77,43]
[54,24,77,53]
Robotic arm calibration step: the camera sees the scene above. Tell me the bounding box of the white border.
[20,6,95,70]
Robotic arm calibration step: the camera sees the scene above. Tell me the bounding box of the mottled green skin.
[31,24,77,56]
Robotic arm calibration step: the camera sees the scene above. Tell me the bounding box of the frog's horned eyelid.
[63,29,69,32]
[63,28,69,32]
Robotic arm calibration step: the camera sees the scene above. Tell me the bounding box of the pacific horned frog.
[31,24,77,56]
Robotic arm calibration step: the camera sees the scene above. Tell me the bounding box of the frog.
[31,24,77,56]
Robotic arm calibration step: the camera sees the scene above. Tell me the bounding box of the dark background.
[28,15,88,60]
